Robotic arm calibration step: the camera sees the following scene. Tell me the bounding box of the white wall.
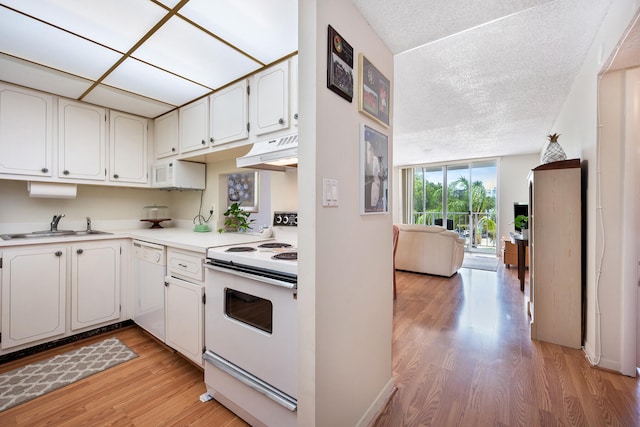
[0,179,172,232]
[551,0,640,373]
[497,154,540,244]
[298,0,394,425]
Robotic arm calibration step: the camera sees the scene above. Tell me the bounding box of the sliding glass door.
[408,160,497,254]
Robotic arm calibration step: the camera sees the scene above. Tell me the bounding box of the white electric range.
[203,211,298,427]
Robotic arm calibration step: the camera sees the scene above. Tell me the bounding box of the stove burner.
[225,247,257,253]
[259,242,292,249]
[272,252,297,261]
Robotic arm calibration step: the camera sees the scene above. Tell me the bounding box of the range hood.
[236,134,298,171]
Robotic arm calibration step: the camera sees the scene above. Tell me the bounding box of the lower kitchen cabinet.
[0,240,123,352]
[165,247,205,366]
[71,241,121,330]
[1,246,66,349]
[165,276,204,366]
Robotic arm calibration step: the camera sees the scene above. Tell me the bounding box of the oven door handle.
[203,350,297,411]
[205,263,296,289]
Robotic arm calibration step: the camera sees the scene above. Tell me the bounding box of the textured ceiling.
[353,0,619,166]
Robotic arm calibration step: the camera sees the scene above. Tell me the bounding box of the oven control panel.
[273,211,297,227]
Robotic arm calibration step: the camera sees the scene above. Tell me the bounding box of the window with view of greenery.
[408,161,497,253]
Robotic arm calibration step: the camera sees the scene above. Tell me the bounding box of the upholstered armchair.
[395,224,465,277]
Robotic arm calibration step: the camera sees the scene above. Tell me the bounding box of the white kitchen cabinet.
[1,246,66,349]
[179,97,210,154]
[252,61,290,136]
[58,99,107,181]
[109,111,148,184]
[165,276,204,366]
[71,241,121,330]
[0,83,54,177]
[290,55,298,128]
[154,109,179,159]
[210,79,249,146]
[165,248,204,366]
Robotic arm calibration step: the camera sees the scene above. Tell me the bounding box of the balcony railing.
[411,211,497,251]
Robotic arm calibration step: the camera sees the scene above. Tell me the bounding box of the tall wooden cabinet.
[529,159,582,348]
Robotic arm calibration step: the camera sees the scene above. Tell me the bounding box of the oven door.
[204,264,297,398]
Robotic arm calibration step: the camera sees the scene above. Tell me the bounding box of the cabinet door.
[110,111,148,184]
[71,241,121,330]
[154,110,179,159]
[179,98,210,153]
[210,80,249,146]
[0,84,53,177]
[1,246,66,349]
[165,276,204,366]
[253,61,289,136]
[59,99,107,181]
[290,55,298,128]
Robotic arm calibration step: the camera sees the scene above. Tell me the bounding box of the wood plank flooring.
[374,265,639,426]
[0,327,248,427]
[0,263,637,426]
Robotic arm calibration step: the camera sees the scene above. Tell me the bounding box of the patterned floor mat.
[0,337,137,412]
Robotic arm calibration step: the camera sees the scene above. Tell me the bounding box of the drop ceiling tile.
[155,0,183,8]
[0,53,92,99]
[103,58,211,106]
[1,0,167,53]
[132,15,262,89]
[179,0,298,64]
[0,7,121,80]
[83,84,175,118]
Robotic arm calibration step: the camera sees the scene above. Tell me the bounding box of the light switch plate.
[322,178,338,207]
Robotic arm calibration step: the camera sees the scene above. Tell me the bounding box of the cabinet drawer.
[167,248,204,282]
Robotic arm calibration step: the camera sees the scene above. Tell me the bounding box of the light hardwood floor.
[0,264,638,426]
[0,327,248,426]
[374,265,639,426]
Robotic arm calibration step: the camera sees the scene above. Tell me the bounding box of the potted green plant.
[514,214,529,238]
[218,202,255,233]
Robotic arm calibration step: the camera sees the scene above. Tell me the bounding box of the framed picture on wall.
[327,25,354,102]
[360,124,389,214]
[223,171,259,212]
[358,54,390,127]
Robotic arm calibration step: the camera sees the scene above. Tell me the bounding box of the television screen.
[514,203,528,231]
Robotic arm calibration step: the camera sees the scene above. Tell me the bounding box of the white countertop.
[0,227,274,253]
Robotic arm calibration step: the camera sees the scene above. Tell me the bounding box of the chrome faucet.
[50,214,65,232]
[86,216,92,231]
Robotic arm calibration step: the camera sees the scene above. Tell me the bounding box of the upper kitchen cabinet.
[290,55,298,129]
[179,97,210,154]
[0,84,53,178]
[154,110,179,160]
[58,99,107,181]
[210,79,249,146]
[252,61,290,136]
[109,111,148,185]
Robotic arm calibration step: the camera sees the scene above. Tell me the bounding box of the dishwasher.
[132,240,167,341]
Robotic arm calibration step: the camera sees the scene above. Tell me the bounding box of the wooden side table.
[509,234,528,292]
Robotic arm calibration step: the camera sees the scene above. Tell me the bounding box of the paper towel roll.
[28,182,77,199]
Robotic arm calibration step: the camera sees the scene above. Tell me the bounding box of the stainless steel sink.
[0,230,112,240]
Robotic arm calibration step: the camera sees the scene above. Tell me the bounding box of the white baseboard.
[356,378,396,427]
